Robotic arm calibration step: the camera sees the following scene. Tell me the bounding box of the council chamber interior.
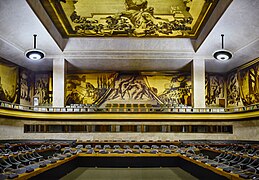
[0,0,258,179]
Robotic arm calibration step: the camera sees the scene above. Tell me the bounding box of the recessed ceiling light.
[25,34,45,60]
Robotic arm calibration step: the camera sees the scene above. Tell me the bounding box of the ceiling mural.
[40,0,219,37]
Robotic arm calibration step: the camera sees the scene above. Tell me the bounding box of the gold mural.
[205,74,224,107]
[145,73,192,106]
[238,58,259,106]
[0,62,19,103]
[40,0,218,37]
[104,74,160,105]
[34,73,53,106]
[66,73,117,105]
[227,71,242,107]
[20,68,35,106]
[65,72,192,106]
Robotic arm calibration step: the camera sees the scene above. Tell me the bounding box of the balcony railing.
[0,100,258,113]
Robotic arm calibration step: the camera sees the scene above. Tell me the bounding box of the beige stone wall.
[0,118,258,141]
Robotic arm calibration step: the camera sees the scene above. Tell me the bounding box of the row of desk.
[14,152,244,180]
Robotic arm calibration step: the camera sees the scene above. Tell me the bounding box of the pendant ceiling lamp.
[213,34,233,61]
[25,34,45,60]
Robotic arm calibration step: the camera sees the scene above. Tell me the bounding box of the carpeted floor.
[60,167,198,180]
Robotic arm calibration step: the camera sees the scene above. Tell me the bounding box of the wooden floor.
[60,167,198,180]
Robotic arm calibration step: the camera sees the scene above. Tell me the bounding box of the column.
[192,58,206,108]
[53,58,65,107]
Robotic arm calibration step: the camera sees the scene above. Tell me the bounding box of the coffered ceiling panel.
[40,0,219,37]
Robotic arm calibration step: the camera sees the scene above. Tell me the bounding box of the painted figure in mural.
[34,78,50,105]
[108,75,152,100]
[107,76,135,99]
[119,76,135,99]
[114,0,157,36]
[227,74,240,106]
[66,74,116,105]
[0,76,18,103]
[158,74,191,105]
[20,71,33,102]
[209,77,223,105]
[71,0,193,37]
[66,89,82,105]
[129,80,150,100]
[0,76,6,101]
[125,0,148,11]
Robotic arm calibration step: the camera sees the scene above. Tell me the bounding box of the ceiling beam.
[191,0,233,52]
[26,0,68,51]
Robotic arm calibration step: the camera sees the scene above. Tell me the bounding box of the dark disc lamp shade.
[213,34,233,61]
[24,34,45,60]
[213,49,233,61]
[25,49,45,60]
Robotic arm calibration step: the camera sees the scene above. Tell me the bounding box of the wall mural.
[41,0,219,37]
[145,73,192,106]
[238,60,259,106]
[34,73,52,106]
[0,62,19,103]
[105,74,160,105]
[205,74,224,107]
[20,68,35,106]
[227,72,242,107]
[66,72,192,106]
[66,73,117,105]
